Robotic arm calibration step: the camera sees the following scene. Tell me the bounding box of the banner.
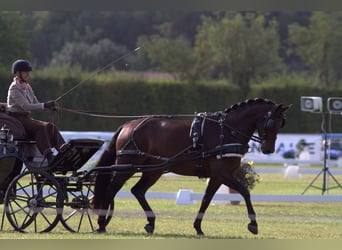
[246,133,342,166]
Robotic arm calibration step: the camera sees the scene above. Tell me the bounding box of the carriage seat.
[0,111,29,203]
[0,112,42,161]
[0,112,26,140]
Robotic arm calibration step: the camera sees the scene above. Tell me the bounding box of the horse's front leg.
[96,191,114,232]
[193,178,221,235]
[97,173,133,233]
[224,178,258,234]
[245,193,258,234]
[131,173,162,235]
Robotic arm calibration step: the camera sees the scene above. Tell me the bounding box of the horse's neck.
[228,105,269,140]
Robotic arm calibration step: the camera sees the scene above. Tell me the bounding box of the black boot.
[0,189,4,204]
[46,152,55,165]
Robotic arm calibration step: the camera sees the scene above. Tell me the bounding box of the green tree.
[195,12,282,95]
[288,11,342,87]
[0,11,32,70]
[49,38,129,71]
[25,11,206,71]
[137,23,197,81]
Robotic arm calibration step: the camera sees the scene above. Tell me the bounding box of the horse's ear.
[275,104,291,113]
[282,104,292,113]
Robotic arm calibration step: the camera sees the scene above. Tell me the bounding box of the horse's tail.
[92,125,123,211]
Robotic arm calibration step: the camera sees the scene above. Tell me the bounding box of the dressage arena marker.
[175,189,196,205]
[284,165,302,178]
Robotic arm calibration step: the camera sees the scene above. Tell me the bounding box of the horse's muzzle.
[261,142,275,154]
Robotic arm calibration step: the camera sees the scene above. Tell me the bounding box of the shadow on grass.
[98,230,247,239]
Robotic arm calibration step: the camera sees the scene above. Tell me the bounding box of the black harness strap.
[202,143,249,158]
[189,113,206,177]
[189,113,206,149]
[117,149,170,161]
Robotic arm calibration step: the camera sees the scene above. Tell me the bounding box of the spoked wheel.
[4,169,63,233]
[60,182,114,232]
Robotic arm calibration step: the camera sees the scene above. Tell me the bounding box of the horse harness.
[116,113,251,178]
[115,107,285,177]
[190,112,250,177]
[190,112,251,149]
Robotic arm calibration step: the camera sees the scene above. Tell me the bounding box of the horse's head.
[256,104,291,154]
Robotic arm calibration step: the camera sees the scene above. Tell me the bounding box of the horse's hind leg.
[193,178,221,235]
[131,173,162,235]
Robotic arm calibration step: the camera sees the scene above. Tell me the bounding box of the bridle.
[258,110,285,142]
[204,109,285,144]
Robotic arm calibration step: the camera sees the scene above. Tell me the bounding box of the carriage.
[0,111,114,233]
[0,99,290,235]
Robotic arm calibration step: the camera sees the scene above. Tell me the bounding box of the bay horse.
[93,98,290,235]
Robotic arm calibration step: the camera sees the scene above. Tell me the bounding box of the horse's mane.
[224,98,275,114]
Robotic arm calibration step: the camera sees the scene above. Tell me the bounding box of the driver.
[6,59,65,164]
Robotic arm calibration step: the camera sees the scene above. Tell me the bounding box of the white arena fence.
[115,190,342,204]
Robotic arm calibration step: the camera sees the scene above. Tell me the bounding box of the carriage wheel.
[4,169,63,233]
[60,182,114,232]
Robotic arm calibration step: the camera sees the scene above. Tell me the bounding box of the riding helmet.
[11,59,33,74]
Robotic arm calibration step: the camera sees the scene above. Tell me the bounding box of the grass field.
[0,164,341,239]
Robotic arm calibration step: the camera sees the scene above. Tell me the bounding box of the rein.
[59,107,264,143]
[59,107,195,119]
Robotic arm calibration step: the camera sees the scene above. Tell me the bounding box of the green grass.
[1,164,342,239]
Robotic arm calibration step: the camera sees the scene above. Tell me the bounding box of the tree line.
[1,11,342,90]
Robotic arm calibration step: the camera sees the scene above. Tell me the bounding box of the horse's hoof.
[195,227,205,236]
[144,224,154,235]
[248,223,258,234]
[95,228,107,234]
[196,231,205,236]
